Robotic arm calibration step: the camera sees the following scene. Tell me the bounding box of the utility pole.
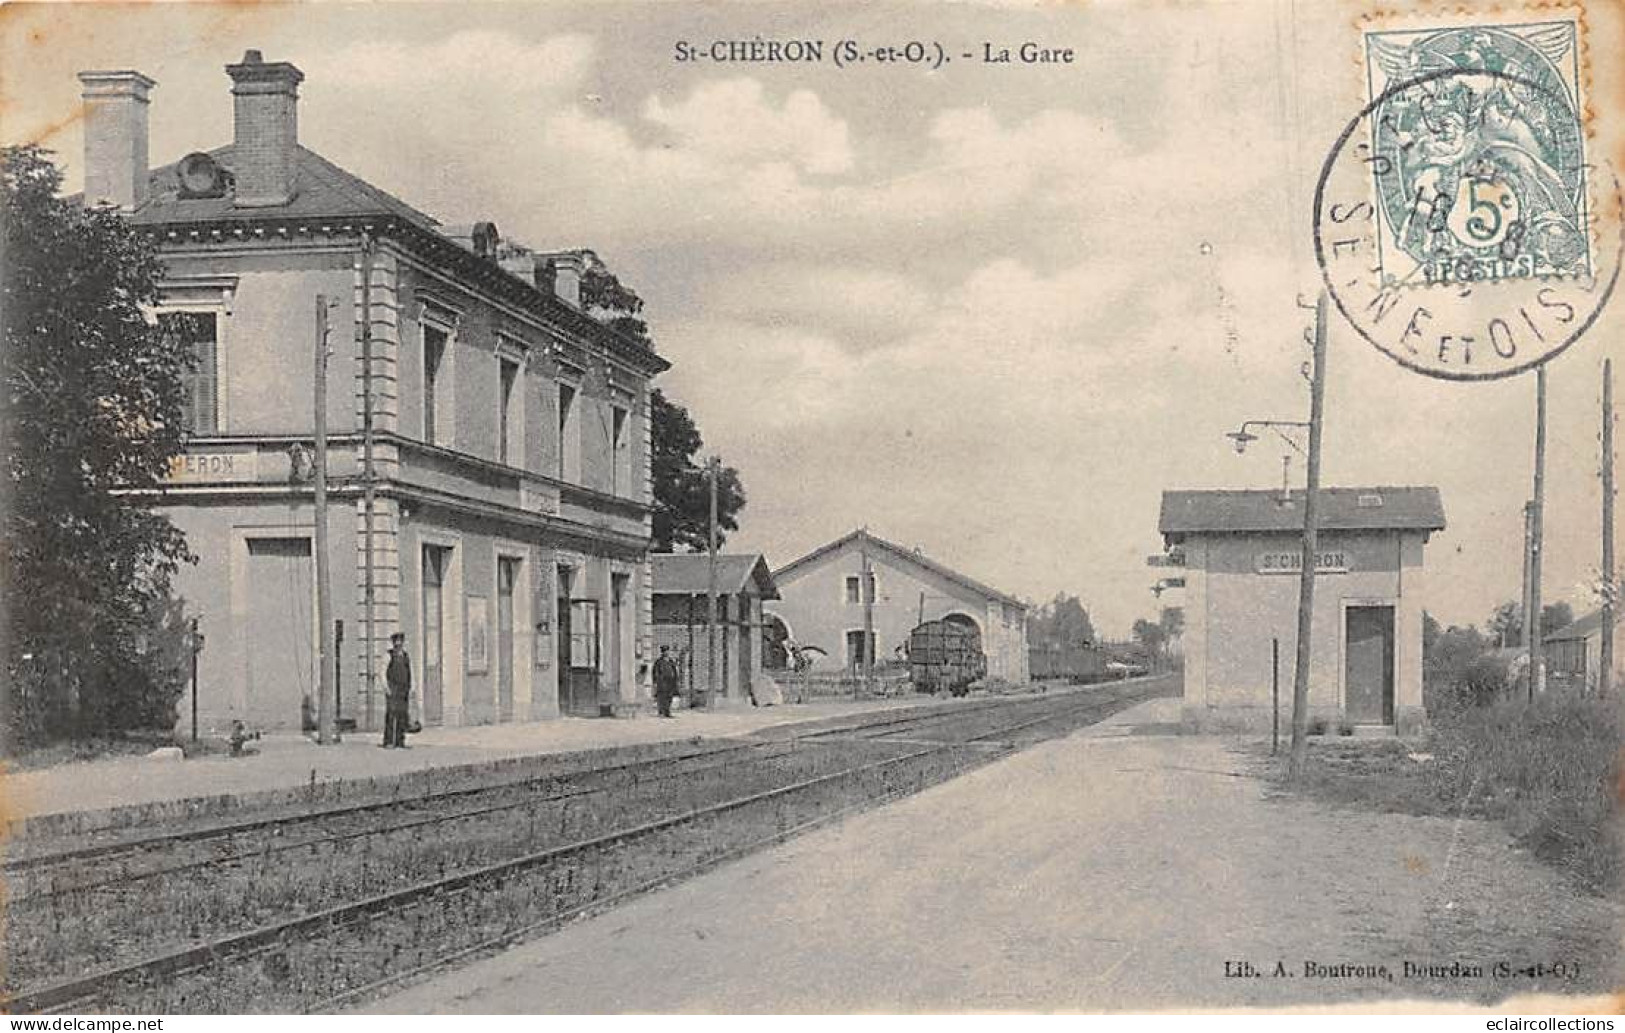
[860,529,875,696]
[1602,358,1615,697]
[705,454,719,707]
[1530,364,1548,700]
[360,233,378,732]
[1520,500,1535,655]
[1287,291,1328,782]
[190,616,201,744]
[314,295,338,745]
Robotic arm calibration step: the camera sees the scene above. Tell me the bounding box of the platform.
[1,695,932,829]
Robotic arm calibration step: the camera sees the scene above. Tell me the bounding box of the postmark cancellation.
[1315,7,1620,380]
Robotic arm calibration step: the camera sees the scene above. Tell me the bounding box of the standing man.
[383,631,412,748]
[653,645,680,718]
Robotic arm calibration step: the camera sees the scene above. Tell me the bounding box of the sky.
[2,0,1621,638]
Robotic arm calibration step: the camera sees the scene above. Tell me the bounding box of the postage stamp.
[1363,19,1591,287]
[1315,10,1620,381]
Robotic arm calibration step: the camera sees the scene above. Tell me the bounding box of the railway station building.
[764,529,1030,683]
[1158,487,1446,734]
[82,52,669,733]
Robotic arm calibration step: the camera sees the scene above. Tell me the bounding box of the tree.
[576,264,748,552]
[1029,593,1095,650]
[3,145,195,747]
[1131,617,1169,668]
[1487,601,1522,647]
[580,263,650,344]
[649,388,747,552]
[1542,602,1575,637]
[1158,606,1184,647]
[1487,599,1579,647]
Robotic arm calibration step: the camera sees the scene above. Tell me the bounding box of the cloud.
[643,79,853,175]
[305,31,595,98]
[708,264,934,348]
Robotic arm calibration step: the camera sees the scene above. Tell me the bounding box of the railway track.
[6,739,793,900]
[2,680,1166,1014]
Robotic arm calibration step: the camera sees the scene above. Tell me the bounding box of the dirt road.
[365,712,1621,1012]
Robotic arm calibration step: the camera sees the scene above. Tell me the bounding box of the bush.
[1423,624,1495,718]
[1459,654,1512,707]
[7,593,191,746]
[1431,690,1621,891]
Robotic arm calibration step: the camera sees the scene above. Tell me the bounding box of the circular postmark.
[1314,64,1621,381]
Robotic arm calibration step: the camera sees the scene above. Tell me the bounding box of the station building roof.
[1160,487,1446,541]
[131,144,441,230]
[651,553,780,600]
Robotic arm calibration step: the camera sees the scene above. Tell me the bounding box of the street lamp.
[1224,292,1328,781]
[1226,420,1309,456]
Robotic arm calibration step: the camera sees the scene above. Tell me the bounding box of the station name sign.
[166,450,259,483]
[1255,550,1349,575]
[1146,549,1186,568]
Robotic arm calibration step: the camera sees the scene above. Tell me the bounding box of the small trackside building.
[765,529,1029,684]
[650,553,779,702]
[1545,609,1623,692]
[1159,487,1446,734]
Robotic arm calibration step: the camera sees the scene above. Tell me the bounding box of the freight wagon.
[908,619,987,696]
[1028,643,1108,683]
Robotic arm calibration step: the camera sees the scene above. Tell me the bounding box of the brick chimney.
[78,70,155,212]
[548,251,588,308]
[225,50,303,207]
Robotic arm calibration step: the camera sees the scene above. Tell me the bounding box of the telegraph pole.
[1287,291,1328,782]
[1530,364,1548,699]
[860,530,875,697]
[705,455,719,706]
[1520,500,1535,656]
[314,295,338,745]
[1602,358,1615,697]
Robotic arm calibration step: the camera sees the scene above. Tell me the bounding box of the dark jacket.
[386,649,412,702]
[653,655,680,694]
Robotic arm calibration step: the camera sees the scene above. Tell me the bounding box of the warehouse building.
[1159,487,1445,734]
[765,529,1029,683]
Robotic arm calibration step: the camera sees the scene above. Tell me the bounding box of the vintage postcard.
[0,0,1621,1018]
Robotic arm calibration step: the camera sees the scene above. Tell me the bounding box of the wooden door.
[497,557,517,723]
[737,595,753,697]
[421,545,446,725]
[1345,606,1395,724]
[847,629,868,672]
[608,574,627,703]
[245,538,313,729]
[566,598,601,715]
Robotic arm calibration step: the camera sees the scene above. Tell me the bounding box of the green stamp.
[1363,23,1590,287]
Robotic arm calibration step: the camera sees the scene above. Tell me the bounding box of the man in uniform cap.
[383,632,412,747]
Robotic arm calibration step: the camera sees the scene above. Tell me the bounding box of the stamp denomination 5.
[1314,20,1621,381]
